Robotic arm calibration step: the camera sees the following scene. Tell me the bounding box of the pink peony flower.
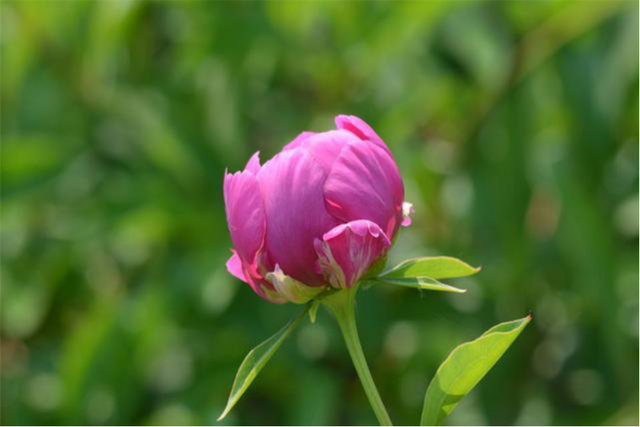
[224,115,412,303]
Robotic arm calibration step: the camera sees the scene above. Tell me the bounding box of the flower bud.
[223,115,412,302]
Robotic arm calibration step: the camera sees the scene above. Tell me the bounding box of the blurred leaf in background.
[1,0,638,425]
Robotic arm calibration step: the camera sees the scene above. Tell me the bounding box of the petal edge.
[335,115,390,154]
[226,252,247,282]
[324,141,404,238]
[315,220,391,288]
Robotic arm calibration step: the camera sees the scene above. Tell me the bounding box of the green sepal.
[266,265,326,304]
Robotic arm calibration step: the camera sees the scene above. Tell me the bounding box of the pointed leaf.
[218,305,309,421]
[420,315,531,425]
[382,256,480,280]
[309,300,320,323]
[371,277,466,293]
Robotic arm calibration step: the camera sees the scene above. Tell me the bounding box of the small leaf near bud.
[266,265,326,304]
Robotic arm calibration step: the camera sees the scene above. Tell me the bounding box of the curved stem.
[322,287,393,426]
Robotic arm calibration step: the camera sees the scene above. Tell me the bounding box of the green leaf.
[381,257,480,280]
[420,315,531,426]
[218,305,309,421]
[308,300,320,323]
[370,277,466,294]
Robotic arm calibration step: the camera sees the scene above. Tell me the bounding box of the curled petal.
[324,141,404,238]
[247,254,289,304]
[335,115,390,154]
[315,220,391,288]
[402,201,414,227]
[223,170,266,266]
[226,252,247,282]
[224,169,280,302]
[226,251,286,304]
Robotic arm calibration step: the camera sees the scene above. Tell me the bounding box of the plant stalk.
[322,287,393,426]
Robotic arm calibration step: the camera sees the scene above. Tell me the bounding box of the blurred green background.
[1,1,638,425]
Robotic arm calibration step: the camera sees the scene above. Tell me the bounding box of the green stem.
[322,287,393,426]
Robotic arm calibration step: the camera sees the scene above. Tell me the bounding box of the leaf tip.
[217,407,230,422]
[217,395,240,421]
[309,301,319,323]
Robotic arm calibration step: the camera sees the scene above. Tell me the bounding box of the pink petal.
[226,251,247,282]
[314,220,391,288]
[244,151,261,174]
[224,170,283,301]
[223,169,266,267]
[283,131,316,151]
[258,148,340,286]
[299,130,360,173]
[335,115,390,154]
[324,140,404,239]
[228,249,285,303]
[283,130,359,174]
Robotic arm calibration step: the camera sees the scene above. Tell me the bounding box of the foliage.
[421,316,531,425]
[218,305,310,421]
[220,257,526,425]
[370,256,482,293]
[1,0,638,425]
